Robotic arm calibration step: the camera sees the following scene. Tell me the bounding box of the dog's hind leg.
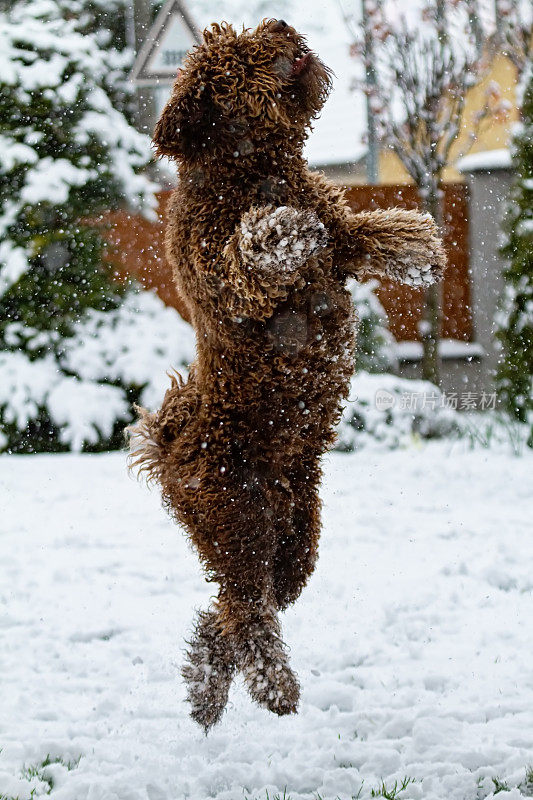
[182,596,300,725]
[185,467,300,720]
[273,460,323,611]
[228,595,300,716]
[182,608,236,732]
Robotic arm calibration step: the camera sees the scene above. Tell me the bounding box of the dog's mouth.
[291,51,313,76]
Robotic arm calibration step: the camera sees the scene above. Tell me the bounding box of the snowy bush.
[0,290,195,453]
[0,0,167,452]
[335,371,461,451]
[0,0,156,232]
[496,62,533,447]
[334,284,460,451]
[61,291,195,410]
[350,278,397,373]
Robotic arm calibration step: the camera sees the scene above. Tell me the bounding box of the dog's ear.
[152,94,184,159]
[153,76,211,160]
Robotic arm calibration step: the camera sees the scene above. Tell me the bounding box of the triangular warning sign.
[130,0,202,86]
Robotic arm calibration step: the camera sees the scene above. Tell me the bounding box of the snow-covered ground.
[1,442,532,800]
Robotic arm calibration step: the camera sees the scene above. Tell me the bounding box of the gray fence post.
[458,151,514,394]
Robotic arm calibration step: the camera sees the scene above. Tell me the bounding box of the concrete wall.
[464,166,513,391]
[398,354,487,396]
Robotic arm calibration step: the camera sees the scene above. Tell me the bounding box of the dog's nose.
[271,19,289,32]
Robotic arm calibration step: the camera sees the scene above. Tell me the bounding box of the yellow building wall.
[378,53,519,185]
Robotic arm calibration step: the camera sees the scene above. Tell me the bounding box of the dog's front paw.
[403,261,444,288]
[399,212,446,287]
[239,205,328,273]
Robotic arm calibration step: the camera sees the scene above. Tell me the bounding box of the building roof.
[457,147,512,172]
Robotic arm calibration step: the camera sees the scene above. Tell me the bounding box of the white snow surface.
[1,442,533,799]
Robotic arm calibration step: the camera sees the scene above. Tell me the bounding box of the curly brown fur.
[129,18,446,729]
[128,369,199,485]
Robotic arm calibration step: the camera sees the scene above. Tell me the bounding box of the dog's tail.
[126,367,198,486]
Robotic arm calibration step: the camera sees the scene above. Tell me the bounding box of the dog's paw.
[402,261,443,288]
[239,205,328,273]
[236,623,300,716]
[182,610,236,733]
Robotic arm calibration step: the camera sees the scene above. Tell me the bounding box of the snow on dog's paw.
[403,262,443,288]
[239,205,328,273]
[182,610,236,733]
[236,624,300,716]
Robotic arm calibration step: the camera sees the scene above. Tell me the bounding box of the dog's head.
[153,19,332,163]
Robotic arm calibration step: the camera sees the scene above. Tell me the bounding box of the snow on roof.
[457,148,512,172]
[395,339,485,361]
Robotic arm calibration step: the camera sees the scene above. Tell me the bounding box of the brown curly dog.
[129,18,446,731]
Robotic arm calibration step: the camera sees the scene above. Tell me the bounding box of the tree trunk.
[361,0,379,184]
[420,182,444,386]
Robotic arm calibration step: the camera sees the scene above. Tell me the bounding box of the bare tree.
[492,0,532,76]
[342,0,530,385]
[379,22,474,385]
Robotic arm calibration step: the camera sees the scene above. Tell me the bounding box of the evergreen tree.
[496,64,533,445]
[0,0,159,452]
[349,279,397,373]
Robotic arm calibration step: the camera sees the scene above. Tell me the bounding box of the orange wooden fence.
[344,183,471,341]
[104,191,191,323]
